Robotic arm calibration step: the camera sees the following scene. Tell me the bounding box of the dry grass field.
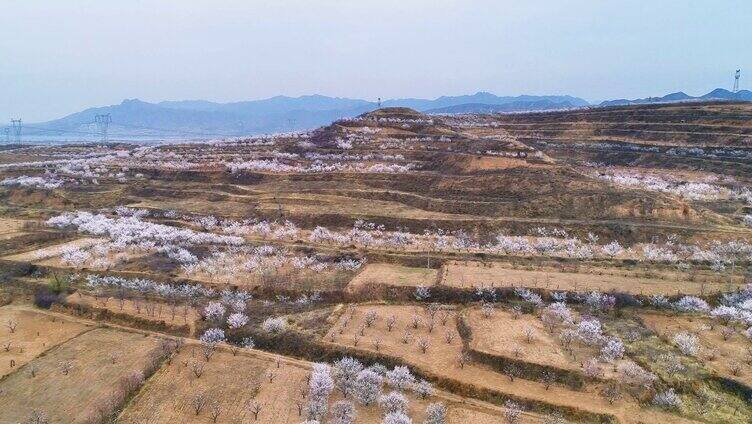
[466,307,581,371]
[0,217,26,240]
[119,344,533,424]
[0,306,93,378]
[0,327,162,424]
[441,261,742,295]
[346,263,438,292]
[118,348,292,423]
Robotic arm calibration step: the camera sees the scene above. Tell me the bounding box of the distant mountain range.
[21,88,751,141]
[25,92,588,140]
[599,88,752,107]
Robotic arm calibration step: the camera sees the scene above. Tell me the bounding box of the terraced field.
[1,103,751,423]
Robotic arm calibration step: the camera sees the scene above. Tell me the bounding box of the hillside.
[2,101,752,424]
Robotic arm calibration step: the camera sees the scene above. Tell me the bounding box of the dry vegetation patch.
[0,306,92,378]
[118,348,305,423]
[0,327,162,424]
[346,263,437,292]
[466,307,579,371]
[442,261,736,295]
[0,217,27,240]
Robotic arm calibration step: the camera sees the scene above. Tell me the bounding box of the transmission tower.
[733,69,741,93]
[94,114,112,142]
[10,119,22,143]
[377,97,382,108]
[3,127,9,143]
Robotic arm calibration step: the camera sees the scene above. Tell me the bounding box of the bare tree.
[418,338,430,354]
[6,319,18,333]
[2,340,10,352]
[512,345,524,358]
[411,314,422,329]
[444,331,455,344]
[386,315,397,332]
[503,364,518,382]
[209,400,221,423]
[458,352,469,369]
[59,360,74,375]
[202,344,216,362]
[267,369,276,383]
[109,351,121,364]
[26,409,49,424]
[248,400,262,420]
[191,393,207,415]
[542,370,555,390]
[720,326,734,341]
[426,318,435,333]
[401,330,412,344]
[524,327,535,344]
[191,361,205,378]
[364,310,378,328]
[601,382,622,404]
[373,337,383,351]
[438,310,450,326]
[729,361,743,376]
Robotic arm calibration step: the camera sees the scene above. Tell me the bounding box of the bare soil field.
[640,312,752,386]
[441,261,741,295]
[0,326,162,424]
[0,306,93,378]
[346,263,438,292]
[466,307,580,371]
[118,348,287,423]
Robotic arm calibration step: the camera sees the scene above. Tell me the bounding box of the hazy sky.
[1,0,749,122]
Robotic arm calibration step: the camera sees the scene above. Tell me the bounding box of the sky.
[1,0,749,122]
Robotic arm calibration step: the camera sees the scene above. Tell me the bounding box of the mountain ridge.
[22,88,752,140]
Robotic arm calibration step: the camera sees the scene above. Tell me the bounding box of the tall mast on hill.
[733,69,741,93]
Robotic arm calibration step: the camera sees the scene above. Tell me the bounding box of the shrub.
[34,288,60,309]
[673,332,699,356]
[653,388,682,409]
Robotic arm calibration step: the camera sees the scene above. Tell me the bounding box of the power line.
[22,124,101,136]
